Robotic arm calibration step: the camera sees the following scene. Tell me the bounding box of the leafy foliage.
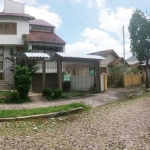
[54,89,63,98]
[108,63,124,87]
[14,65,32,98]
[128,9,150,87]
[126,67,139,74]
[43,87,52,98]
[11,92,20,102]
[4,92,31,103]
[6,37,38,74]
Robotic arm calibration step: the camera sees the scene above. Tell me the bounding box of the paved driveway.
[0,92,150,149]
[0,85,144,110]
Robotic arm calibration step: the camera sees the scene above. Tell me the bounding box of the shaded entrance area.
[54,52,105,92]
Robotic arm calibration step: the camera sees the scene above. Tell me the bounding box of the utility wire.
[114,0,124,24]
[64,0,98,45]
[64,0,86,29]
[110,0,122,27]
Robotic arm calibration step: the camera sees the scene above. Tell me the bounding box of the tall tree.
[128,9,150,88]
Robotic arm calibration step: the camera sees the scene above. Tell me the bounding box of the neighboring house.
[126,55,148,73]
[0,0,66,82]
[89,49,127,74]
[126,55,140,70]
[66,49,126,76]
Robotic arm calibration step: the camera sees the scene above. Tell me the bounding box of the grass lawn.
[0,103,91,118]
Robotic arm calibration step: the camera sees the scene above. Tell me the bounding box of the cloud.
[99,7,133,41]
[14,0,37,6]
[69,0,105,9]
[0,0,62,29]
[66,28,131,59]
[69,0,82,3]
[25,5,62,28]
[0,1,4,12]
[66,1,133,59]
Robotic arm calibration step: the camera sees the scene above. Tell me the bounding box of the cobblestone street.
[0,96,150,150]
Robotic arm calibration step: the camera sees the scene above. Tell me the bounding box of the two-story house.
[0,0,66,90]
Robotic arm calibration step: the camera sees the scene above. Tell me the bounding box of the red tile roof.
[0,12,35,19]
[29,19,55,27]
[108,57,124,66]
[25,31,66,44]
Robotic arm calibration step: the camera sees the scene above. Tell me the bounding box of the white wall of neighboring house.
[107,53,117,63]
[4,0,25,13]
[0,18,29,45]
[99,53,118,74]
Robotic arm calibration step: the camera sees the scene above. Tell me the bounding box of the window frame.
[0,22,17,35]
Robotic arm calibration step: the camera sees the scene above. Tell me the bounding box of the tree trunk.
[145,58,149,88]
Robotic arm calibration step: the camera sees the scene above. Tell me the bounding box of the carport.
[54,52,105,92]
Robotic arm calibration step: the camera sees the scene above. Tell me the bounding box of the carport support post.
[14,57,16,92]
[42,59,46,90]
[57,59,62,89]
[94,61,101,92]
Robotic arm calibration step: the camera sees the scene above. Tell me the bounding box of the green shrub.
[43,87,52,98]
[5,94,31,103]
[115,75,123,87]
[14,65,32,98]
[11,92,20,102]
[54,88,63,98]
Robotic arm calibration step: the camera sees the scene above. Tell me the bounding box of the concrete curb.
[0,107,84,122]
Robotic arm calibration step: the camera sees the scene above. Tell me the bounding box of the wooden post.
[42,59,46,90]
[102,73,107,90]
[57,59,62,89]
[95,61,100,92]
[14,57,16,92]
[123,72,126,87]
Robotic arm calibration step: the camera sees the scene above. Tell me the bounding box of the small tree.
[14,65,32,98]
[6,36,38,75]
[108,63,124,87]
[128,9,150,88]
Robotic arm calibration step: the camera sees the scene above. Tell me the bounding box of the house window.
[0,23,17,35]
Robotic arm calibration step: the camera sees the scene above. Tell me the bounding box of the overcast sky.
[0,0,149,59]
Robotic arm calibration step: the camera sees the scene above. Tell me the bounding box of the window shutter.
[0,23,3,34]
[11,23,17,35]
[4,23,10,34]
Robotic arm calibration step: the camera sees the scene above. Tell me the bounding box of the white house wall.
[4,0,25,13]
[0,18,29,45]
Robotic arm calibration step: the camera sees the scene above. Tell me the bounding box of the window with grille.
[0,23,17,35]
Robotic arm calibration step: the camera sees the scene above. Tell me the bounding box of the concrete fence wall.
[71,73,108,92]
[71,76,94,91]
[123,73,141,87]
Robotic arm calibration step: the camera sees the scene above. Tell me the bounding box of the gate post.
[14,57,16,92]
[42,59,46,90]
[57,59,62,89]
[94,61,100,92]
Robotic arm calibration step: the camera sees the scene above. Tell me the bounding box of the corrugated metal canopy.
[25,53,50,58]
[55,52,105,60]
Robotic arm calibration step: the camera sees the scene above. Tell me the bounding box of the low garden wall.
[123,73,141,87]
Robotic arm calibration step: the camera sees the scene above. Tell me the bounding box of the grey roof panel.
[55,52,105,60]
[25,53,50,58]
